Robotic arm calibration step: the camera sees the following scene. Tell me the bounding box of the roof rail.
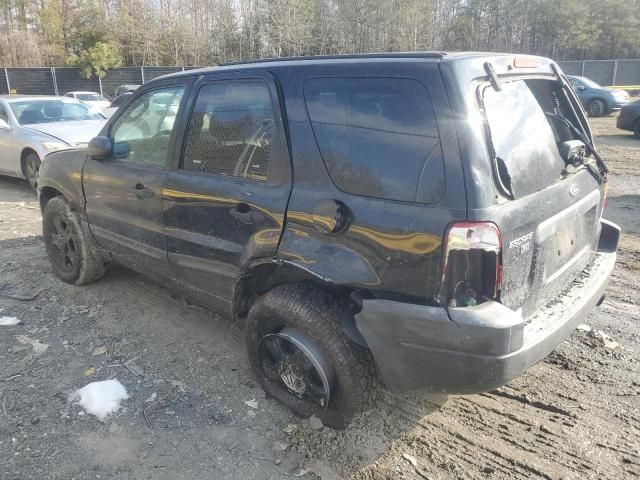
[220,52,447,66]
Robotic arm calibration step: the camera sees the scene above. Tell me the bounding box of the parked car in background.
[617,100,640,139]
[37,53,619,428]
[0,96,106,189]
[64,91,111,112]
[113,84,140,98]
[567,75,630,117]
[103,92,133,117]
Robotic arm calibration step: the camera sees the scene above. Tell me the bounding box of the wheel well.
[39,186,63,212]
[233,262,370,345]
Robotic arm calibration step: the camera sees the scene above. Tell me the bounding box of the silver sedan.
[0,96,106,190]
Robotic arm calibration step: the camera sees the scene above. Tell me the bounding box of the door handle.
[134,183,154,199]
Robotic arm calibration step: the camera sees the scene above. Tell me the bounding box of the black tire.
[633,119,640,140]
[587,99,605,117]
[23,151,40,191]
[43,196,108,285]
[246,283,377,429]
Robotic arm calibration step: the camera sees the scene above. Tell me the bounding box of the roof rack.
[220,52,447,66]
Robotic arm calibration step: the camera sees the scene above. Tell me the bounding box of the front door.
[162,73,292,310]
[83,80,190,275]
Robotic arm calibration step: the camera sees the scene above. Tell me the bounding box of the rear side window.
[182,81,275,182]
[304,77,445,203]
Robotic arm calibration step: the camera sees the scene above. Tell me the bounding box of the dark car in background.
[617,100,640,139]
[568,75,630,117]
[112,84,140,99]
[37,53,619,428]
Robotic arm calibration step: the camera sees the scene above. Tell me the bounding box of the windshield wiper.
[545,111,608,184]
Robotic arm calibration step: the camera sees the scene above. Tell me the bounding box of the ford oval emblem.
[569,184,580,197]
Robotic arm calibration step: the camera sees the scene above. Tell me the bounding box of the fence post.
[140,66,145,84]
[581,61,585,76]
[51,67,59,95]
[3,68,10,94]
[612,60,618,86]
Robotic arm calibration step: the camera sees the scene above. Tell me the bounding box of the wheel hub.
[278,361,306,396]
[258,328,336,409]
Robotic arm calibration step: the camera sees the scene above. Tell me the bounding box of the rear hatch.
[472,64,606,318]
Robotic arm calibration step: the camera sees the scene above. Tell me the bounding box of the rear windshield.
[482,80,567,198]
[77,93,105,101]
[304,77,445,204]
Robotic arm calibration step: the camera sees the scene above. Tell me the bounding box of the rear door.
[162,71,291,309]
[83,79,191,275]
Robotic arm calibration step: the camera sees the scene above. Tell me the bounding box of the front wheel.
[246,284,377,429]
[587,99,606,117]
[43,196,108,285]
[24,152,40,191]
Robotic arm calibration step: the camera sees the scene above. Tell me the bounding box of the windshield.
[482,80,567,198]
[77,93,105,102]
[10,100,104,125]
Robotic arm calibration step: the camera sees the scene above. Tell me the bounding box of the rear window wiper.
[545,111,608,184]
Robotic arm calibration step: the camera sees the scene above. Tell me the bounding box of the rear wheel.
[246,283,377,429]
[43,197,108,285]
[587,99,605,117]
[23,152,40,191]
[633,119,640,140]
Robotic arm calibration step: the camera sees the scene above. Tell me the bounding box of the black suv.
[38,53,620,428]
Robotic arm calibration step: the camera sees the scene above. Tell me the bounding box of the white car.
[63,91,111,113]
[0,96,106,189]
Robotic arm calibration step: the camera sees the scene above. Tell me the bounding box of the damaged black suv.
[38,53,620,428]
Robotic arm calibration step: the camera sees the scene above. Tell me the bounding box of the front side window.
[304,77,444,203]
[182,81,275,182]
[110,86,184,166]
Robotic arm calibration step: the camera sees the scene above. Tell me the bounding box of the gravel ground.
[0,114,639,480]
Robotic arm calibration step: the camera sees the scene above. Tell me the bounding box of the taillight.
[440,222,502,307]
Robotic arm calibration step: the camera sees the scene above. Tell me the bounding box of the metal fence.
[0,66,196,98]
[0,60,638,97]
[557,60,640,87]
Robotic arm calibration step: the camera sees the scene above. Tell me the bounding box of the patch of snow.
[0,316,20,326]
[15,335,48,354]
[72,379,129,421]
[576,324,592,333]
[244,399,259,409]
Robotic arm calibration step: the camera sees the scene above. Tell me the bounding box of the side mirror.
[0,119,10,129]
[577,85,586,92]
[88,136,112,159]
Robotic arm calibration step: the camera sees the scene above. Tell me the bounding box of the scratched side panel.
[38,148,88,214]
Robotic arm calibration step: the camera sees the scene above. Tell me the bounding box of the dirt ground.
[1,115,639,480]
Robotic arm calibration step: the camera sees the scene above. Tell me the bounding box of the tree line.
[1,0,639,71]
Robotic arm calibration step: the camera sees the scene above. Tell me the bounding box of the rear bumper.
[616,110,637,131]
[355,219,620,394]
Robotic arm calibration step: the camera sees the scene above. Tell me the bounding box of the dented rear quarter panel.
[272,60,467,304]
